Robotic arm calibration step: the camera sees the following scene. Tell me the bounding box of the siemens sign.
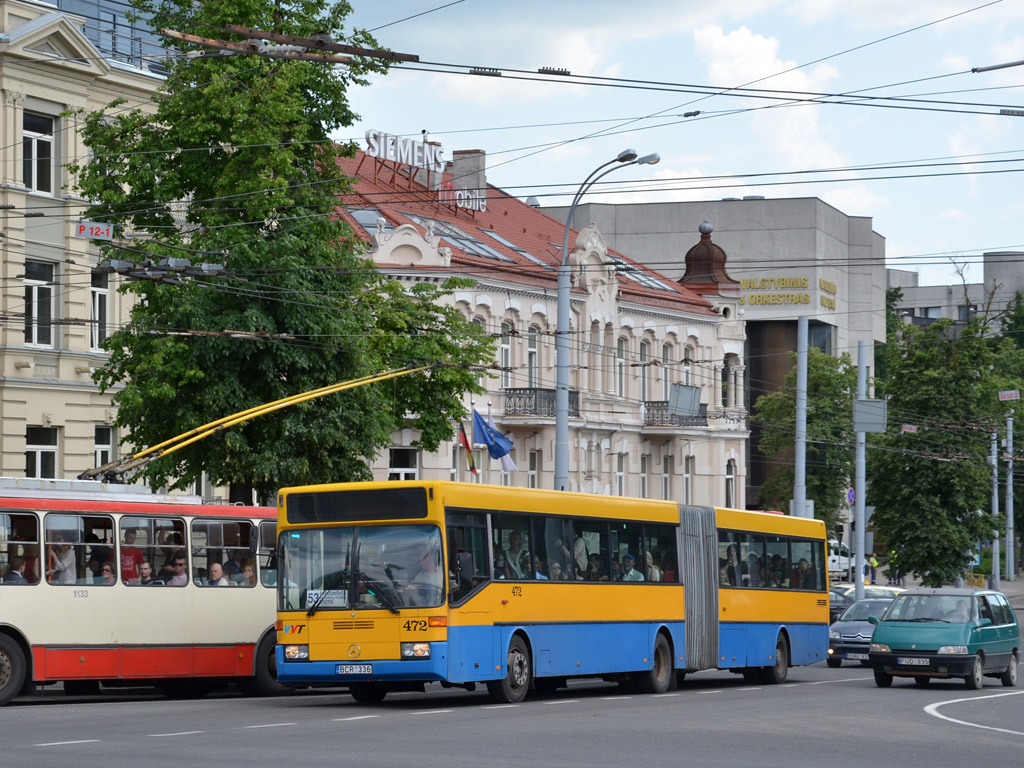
[365,129,445,173]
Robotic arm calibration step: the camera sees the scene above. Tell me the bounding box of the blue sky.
[340,1,1023,288]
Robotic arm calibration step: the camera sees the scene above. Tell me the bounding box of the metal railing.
[643,401,708,427]
[504,388,579,418]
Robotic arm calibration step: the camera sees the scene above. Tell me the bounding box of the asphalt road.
[5,663,1023,768]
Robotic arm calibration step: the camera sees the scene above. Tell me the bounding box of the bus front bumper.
[276,643,450,685]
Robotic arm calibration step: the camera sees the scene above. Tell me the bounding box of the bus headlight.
[937,645,968,655]
[870,643,890,653]
[401,642,431,659]
[284,644,309,660]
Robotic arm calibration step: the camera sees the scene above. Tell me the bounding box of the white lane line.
[483,705,519,710]
[599,696,623,700]
[697,690,723,695]
[34,740,100,747]
[332,715,380,722]
[737,687,761,691]
[654,693,680,698]
[410,709,453,715]
[780,684,798,688]
[807,676,870,684]
[150,731,206,737]
[924,690,1024,737]
[244,723,297,729]
[546,699,580,705]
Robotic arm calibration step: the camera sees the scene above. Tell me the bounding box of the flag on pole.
[458,422,478,475]
[487,405,518,472]
[473,408,514,460]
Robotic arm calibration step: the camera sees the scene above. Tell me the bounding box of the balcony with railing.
[503,388,579,418]
[643,400,708,428]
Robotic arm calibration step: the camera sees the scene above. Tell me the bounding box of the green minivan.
[868,587,1019,689]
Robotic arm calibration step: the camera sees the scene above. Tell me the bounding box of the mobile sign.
[999,390,1020,402]
[75,221,113,240]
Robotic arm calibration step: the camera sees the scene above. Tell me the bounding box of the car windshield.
[839,600,892,622]
[278,524,444,612]
[883,594,974,623]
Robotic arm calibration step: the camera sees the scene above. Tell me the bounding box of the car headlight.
[401,642,431,659]
[283,644,309,660]
[937,645,969,655]
[870,643,890,653]
[830,629,840,639]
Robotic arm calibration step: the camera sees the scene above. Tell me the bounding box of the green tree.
[752,347,856,531]
[68,1,493,499]
[868,317,1004,586]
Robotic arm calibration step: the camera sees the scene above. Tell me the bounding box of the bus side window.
[446,513,489,604]
[1,512,41,585]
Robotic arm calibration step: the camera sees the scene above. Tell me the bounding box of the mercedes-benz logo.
[347,644,361,659]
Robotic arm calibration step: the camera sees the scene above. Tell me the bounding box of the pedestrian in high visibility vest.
[869,553,879,584]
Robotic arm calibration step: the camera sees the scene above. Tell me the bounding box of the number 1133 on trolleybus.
[275,481,829,703]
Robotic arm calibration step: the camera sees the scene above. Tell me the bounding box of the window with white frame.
[450,445,459,482]
[471,319,485,387]
[616,339,626,397]
[662,454,672,500]
[725,458,736,508]
[26,426,57,478]
[388,448,418,480]
[683,455,694,505]
[527,328,538,388]
[471,447,484,483]
[615,453,625,496]
[500,322,512,388]
[23,113,54,194]
[24,261,54,347]
[94,426,113,468]
[90,270,109,350]
[639,341,649,401]
[683,346,693,386]
[662,344,672,400]
[528,450,539,489]
[639,454,649,498]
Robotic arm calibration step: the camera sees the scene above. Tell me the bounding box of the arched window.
[662,343,672,400]
[683,345,694,386]
[616,339,626,397]
[500,322,512,389]
[527,328,539,388]
[639,341,649,401]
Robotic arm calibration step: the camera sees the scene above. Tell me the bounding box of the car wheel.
[913,676,931,686]
[1001,653,1018,688]
[873,667,893,688]
[965,653,984,690]
[826,657,842,668]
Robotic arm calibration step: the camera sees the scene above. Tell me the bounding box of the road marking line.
[599,696,623,700]
[244,723,297,729]
[410,709,453,715]
[149,731,205,737]
[546,699,580,704]
[653,693,680,697]
[924,690,1024,737]
[34,740,100,747]
[780,684,798,688]
[332,715,380,722]
[737,687,761,691]
[697,690,723,694]
[483,705,519,709]
[807,676,869,684]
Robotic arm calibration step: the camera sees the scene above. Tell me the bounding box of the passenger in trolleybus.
[137,561,159,585]
[120,528,144,583]
[619,553,644,582]
[47,534,76,584]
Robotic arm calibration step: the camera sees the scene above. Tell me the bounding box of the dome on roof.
[679,220,739,289]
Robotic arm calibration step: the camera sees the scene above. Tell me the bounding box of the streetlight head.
[616,148,639,163]
[637,152,660,166]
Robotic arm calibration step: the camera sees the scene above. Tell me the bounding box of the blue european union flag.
[473,409,513,459]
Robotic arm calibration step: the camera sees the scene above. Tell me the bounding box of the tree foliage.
[868,317,1009,586]
[752,347,856,531]
[67,0,493,497]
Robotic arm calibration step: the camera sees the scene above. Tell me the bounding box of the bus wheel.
[636,634,672,694]
[239,634,291,697]
[0,634,27,706]
[64,680,100,697]
[759,636,789,685]
[349,682,387,704]
[487,635,531,704]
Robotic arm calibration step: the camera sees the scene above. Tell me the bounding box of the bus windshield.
[279,524,444,613]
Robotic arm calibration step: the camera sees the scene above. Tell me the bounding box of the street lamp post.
[554,149,660,490]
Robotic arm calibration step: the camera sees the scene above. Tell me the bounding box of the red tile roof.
[335,151,714,315]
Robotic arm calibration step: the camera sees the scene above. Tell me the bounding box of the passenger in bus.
[548,560,567,580]
[572,533,588,575]
[137,561,159,585]
[98,562,117,585]
[2,556,28,583]
[47,535,77,585]
[242,562,257,586]
[501,531,530,580]
[719,545,738,586]
[645,552,662,582]
[768,555,790,588]
[791,558,816,589]
[659,551,677,583]
[86,533,112,578]
[223,549,248,577]
[404,548,444,605]
[157,532,184,578]
[207,562,231,586]
[22,545,40,583]
[585,552,604,581]
[620,553,645,582]
[119,528,145,583]
[165,551,189,586]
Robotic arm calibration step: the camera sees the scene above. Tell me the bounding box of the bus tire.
[487,635,531,704]
[239,633,291,697]
[759,635,789,685]
[349,682,388,704]
[636,633,672,694]
[64,680,101,697]
[0,634,27,707]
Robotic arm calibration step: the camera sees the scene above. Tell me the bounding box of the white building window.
[616,339,626,397]
[500,322,512,388]
[662,454,672,500]
[527,328,538,388]
[471,448,484,483]
[639,454,649,499]
[23,113,54,194]
[662,344,672,400]
[24,261,54,347]
[95,426,113,467]
[26,426,57,478]
[725,458,736,508]
[90,270,109,350]
[615,453,625,496]
[450,444,459,481]
[388,448,418,480]
[683,455,694,505]
[639,341,649,401]
[683,346,693,386]
[528,450,539,489]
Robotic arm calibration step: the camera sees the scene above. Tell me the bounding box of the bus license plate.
[846,653,868,660]
[336,664,372,675]
[897,657,929,666]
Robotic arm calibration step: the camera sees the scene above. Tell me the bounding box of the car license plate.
[846,653,868,660]
[336,664,373,675]
[897,657,929,666]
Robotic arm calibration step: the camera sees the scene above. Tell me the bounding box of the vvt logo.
[284,624,305,635]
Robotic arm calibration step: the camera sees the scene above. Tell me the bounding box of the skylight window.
[347,208,393,237]
[608,255,675,292]
[480,229,552,270]
[401,213,512,262]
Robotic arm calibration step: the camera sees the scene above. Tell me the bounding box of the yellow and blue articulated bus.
[275,482,828,704]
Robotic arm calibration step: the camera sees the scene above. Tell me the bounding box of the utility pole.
[793,316,808,518]
[1007,411,1016,580]
[854,340,867,602]
[991,431,1000,590]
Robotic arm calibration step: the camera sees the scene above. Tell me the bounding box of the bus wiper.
[357,571,401,615]
[307,570,350,617]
